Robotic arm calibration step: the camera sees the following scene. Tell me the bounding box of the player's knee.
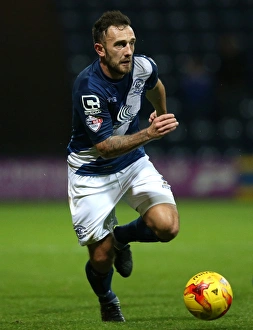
[92,253,112,265]
[88,237,115,272]
[144,203,179,242]
[158,223,179,242]
[90,253,114,273]
[156,213,180,242]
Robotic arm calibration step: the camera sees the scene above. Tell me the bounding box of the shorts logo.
[82,95,101,115]
[162,179,171,190]
[74,225,87,240]
[86,115,103,132]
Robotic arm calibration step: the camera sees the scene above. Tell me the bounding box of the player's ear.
[94,43,105,56]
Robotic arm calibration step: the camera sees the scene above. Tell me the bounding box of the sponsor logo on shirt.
[117,105,135,122]
[82,95,102,115]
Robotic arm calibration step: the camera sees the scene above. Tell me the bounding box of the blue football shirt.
[67,54,158,175]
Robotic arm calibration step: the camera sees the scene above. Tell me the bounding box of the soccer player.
[67,10,180,322]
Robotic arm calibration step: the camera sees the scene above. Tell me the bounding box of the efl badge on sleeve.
[86,115,103,132]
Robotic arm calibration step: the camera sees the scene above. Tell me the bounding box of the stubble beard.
[106,55,132,78]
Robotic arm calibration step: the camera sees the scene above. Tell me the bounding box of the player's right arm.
[95,113,178,159]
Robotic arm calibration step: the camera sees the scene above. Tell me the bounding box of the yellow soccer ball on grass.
[183,271,233,320]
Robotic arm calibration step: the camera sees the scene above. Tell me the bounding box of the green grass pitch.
[0,199,252,330]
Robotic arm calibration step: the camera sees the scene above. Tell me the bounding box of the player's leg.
[86,234,125,322]
[114,155,179,245]
[114,203,179,245]
[86,233,115,300]
[142,202,179,242]
[68,168,125,321]
[113,205,178,277]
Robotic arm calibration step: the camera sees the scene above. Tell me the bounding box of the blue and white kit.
[67,55,158,175]
[67,54,176,246]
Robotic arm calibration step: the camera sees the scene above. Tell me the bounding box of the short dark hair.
[92,10,131,44]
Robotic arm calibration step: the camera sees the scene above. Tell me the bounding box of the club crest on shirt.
[86,115,103,132]
[133,78,145,94]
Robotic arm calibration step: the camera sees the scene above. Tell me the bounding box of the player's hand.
[148,110,157,123]
[146,113,179,139]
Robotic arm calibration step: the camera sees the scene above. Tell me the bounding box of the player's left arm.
[146,78,167,122]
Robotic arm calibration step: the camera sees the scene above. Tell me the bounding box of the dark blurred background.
[1,0,70,156]
[1,0,253,199]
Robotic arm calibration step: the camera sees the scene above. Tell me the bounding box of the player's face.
[96,25,136,79]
